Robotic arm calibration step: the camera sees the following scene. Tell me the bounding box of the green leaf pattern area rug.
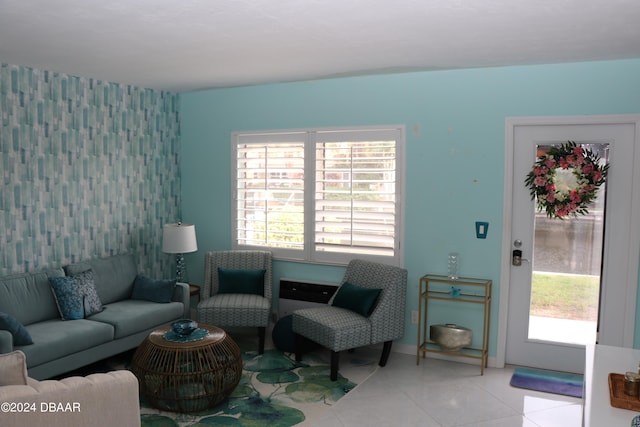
[140,349,377,427]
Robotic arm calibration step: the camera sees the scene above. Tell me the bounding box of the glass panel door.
[505,118,639,373]
[528,143,608,345]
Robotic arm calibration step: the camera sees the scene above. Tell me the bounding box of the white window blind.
[235,133,305,252]
[232,127,404,265]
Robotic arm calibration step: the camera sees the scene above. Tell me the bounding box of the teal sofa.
[0,253,190,380]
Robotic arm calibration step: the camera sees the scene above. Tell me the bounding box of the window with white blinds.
[232,127,404,266]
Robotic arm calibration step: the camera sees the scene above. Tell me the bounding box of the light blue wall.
[0,63,181,277]
[180,59,640,354]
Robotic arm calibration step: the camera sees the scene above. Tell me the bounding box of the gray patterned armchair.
[197,250,272,354]
[293,259,407,380]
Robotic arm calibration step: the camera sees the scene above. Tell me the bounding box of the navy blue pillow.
[132,275,176,303]
[331,282,382,317]
[217,268,266,295]
[0,312,33,346]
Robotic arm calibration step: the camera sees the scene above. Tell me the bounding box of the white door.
[501,116,640,374]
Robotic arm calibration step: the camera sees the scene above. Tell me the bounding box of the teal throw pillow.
[331,282,382,317]
[217,268,266,295]
[49,276,85,320]
[132,275,176,303]
[0,312,33,346]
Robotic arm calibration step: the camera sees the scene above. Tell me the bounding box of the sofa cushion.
[87,300,184,339]
[0,312,33,346]
[64,254,138,304]
[0,350,28,386]
[292,306,371,351]
[20,319,114,368]
[197,293,270,327]
[131,275,176,303]
[0,269,65,325]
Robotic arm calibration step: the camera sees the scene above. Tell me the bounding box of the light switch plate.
[476,221,489,239]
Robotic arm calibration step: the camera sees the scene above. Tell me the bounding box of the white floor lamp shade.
[163,223,198,282]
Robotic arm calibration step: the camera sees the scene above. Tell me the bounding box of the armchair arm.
[173,282,191,318]
[0,329,13,354]
[0,371,140,427]
[369,276,407,343]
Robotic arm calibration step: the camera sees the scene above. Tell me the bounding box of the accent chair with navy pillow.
[293,259,407,381]
[197,251,272,354]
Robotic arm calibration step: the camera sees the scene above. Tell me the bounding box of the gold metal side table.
[416,274,492,375]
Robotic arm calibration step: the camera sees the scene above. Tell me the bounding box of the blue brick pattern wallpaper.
[0,63,181,277]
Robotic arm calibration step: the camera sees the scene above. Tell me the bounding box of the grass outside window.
[530,272,599,321]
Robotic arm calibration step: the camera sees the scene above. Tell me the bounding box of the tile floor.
[310,349,583,427]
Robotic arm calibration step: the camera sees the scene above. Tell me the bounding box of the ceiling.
[1,0,639,93]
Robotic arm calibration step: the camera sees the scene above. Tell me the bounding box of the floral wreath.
[524,141,608,219]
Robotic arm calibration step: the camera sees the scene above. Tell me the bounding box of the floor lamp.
[162,223,198,282]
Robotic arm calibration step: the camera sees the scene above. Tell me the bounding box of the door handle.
[512,249,530,266]
[512,249,522,266]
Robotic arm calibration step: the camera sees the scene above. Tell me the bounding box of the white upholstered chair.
[0,350,140,427]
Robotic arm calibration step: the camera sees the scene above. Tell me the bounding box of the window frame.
[231,125,405,266]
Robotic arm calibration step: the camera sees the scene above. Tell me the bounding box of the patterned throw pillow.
[73,269,104,316]
[49,270,104,320]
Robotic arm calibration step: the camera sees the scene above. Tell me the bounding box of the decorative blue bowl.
[171,319,198,336]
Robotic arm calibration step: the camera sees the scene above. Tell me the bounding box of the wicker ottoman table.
[131,324,242,413]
